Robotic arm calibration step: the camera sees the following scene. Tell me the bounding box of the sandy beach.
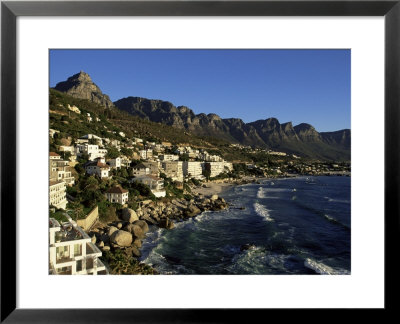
[191,181,234,197]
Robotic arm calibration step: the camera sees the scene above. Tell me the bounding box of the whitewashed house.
[107,157,121,169]
[105,186,129,204]
[132,163,150,176]
[85,161,110,179]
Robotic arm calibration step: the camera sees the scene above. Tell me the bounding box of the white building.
[50,158,75,186]
[142,161,161,176]
[134,175,166,198]
[76,144,107,161]
[159,154,179,162]
[50,152,61,160]
[108,157,121,169]
[49,217,108,275]
[49,180,68,210]
[85,161,110,179]
[183,161,204,180]
[139,149,153,160]
[131,163,150,176]
[105,186,129,204]
[205,162,226,178]
[76,134,103,146]
[59,146,75,153]
[161,161,183,181]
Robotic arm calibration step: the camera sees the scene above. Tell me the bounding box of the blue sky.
[50,49,350,132]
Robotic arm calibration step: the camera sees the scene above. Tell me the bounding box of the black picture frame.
[1,0,399,322]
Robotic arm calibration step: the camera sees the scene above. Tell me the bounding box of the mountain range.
[53,71,351,160]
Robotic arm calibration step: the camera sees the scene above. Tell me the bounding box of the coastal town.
[49,96,350,275]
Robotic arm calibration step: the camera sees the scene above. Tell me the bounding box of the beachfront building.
[105,186,129,204]
[85,161,110,179]
[134,175,166,198]
[204,162,226,178]
[49,180,68,210]
[49,217,108,275]
[182,161,204,180]
[161,161,183,181]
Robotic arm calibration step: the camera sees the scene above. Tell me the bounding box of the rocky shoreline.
[89,174,349,274]
[89,192,230,274]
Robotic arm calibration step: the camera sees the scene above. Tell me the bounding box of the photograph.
[48,49,351,276]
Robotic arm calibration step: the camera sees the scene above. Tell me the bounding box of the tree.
[120,147,133,157]
[106,146,120,159]
[179,153,189,161]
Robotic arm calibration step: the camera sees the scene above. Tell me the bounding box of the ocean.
[139,176,351,275]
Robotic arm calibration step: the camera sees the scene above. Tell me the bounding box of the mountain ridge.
[52,72,351,160]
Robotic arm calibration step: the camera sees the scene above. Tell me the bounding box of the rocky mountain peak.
[53,71,114,109]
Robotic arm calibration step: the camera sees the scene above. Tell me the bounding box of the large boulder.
[140,214,158,225]
[133,238,142,248]
[210,194,219,201]
[185,204,201,217]
[107,226,118,237]
[133,220,149,234]
[110,230,133,247]
[123,223,145,239]
[121,208,139,223]
[131,246,141,258]
[158,218,175,230]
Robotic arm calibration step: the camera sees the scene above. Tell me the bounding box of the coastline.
[191,181,235,197]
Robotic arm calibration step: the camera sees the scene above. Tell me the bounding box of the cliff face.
[114,96,350,160]
[54,71,114,109]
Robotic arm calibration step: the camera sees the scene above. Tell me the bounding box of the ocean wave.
[257,187,266,198]
[323,214,350,230]
[253,202,273,222]
[324,196,350,204]
[228,247,295,274]
[304,258,350,275]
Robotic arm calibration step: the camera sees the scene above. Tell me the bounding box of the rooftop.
[106,185,128,194]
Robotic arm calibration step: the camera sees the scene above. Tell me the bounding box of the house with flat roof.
[134,175,166,198]
[49,216,108,275]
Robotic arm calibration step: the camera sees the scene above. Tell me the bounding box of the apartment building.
[49,180,68,210]
[182,161,204,180]
[161,161,183,181]
[49,217,108,275]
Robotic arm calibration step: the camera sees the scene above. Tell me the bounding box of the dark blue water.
[140,176,351,275]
